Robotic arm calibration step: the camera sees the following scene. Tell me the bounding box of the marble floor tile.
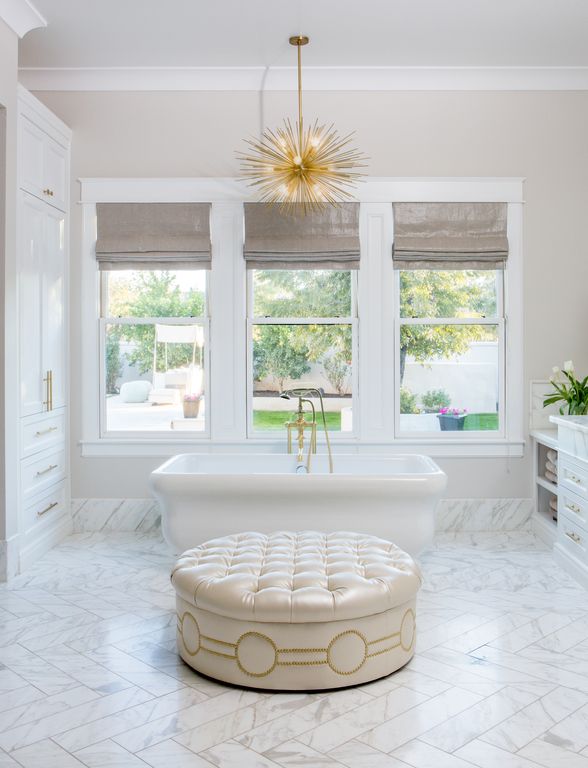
[519,737,588,767]
[391,739,479,767]
[1,531,587,768]
[328,740,410,768]
[357,686,482,753]
[456,738,550,767]
[419,684,541,753]
[480,685,588,752]
[137,739,217,768]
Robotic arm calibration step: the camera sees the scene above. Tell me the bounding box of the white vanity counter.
[550,415,588,588]
[550,415,588,462]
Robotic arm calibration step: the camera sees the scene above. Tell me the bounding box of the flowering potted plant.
[183,393,202,419]
[437,407,468,431]
[544,361,588,415]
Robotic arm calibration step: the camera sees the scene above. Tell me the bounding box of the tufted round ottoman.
[171,532,421,690]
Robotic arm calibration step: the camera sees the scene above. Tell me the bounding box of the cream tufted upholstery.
[172,531,421,690]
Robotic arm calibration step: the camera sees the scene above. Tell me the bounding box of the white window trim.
[394,274,506,440]
[79,177,525,458]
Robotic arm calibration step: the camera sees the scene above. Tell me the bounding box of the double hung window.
[248,269,357,434]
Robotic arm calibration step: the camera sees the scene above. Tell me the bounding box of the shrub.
[421,388,451,411]
[400,387,420,414]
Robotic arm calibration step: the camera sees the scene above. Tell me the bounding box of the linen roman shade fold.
[243,203,360,270]
[392,202,508,270]
[95,203,212,270]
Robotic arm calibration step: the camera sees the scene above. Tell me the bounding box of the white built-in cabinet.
[16,86,71,571]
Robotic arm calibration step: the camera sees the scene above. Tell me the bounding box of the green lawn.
[463,413,499,430]
[253,410,342,431]
[253,410,498,431]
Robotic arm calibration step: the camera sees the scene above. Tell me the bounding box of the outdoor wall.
[34,88,588,500]
[0,19,19,554]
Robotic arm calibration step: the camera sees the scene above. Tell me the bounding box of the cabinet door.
[42,207,67,411]
[19,193,45,416]
[43,139,68,212]
[19,117,45,200]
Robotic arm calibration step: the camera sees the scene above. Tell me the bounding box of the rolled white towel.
[545,469,557,484]
[547,449,558,464]
[545,459,558,475]
[549,496,558,511]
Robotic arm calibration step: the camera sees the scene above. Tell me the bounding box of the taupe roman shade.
[392,202,508,270]
[95,203,212,269]
[243,203,360,270]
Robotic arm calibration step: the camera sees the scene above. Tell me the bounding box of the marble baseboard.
[71,497,533,534]
[71,498,161,533]
[0,534,20,582]
[436,498,533,532]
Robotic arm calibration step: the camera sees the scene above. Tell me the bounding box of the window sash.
[246,270,359,439]
[394,269,506,439]
[99,316,210,439]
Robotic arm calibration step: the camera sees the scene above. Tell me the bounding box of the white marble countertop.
[550,414,588,433]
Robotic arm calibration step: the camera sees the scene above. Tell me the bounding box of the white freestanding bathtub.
[150,453,447,556]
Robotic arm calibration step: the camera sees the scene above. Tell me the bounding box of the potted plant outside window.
[183,393,202,419]
[437,407,467,431]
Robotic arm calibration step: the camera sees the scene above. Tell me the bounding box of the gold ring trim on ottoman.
[178,607,416,678]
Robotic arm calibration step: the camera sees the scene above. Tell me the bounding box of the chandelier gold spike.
[238,35,368,213]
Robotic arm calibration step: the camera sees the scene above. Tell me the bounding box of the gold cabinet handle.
[565,531,582,544]
[42,188,54,197]
[566,502,582,515]
[568,473,582,485]
[37,501,58,517]
[35,426,58,437]
[36,463,58,477]
[43,371,53,411]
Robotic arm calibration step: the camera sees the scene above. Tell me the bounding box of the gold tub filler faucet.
[280,387,334,474]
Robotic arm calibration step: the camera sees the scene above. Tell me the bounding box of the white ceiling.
[18,0,588,69]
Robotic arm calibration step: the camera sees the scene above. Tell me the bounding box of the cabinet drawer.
[23,481,67,533]
[558,510,588,564]
[21,448,66,500]
[21,410,65,458]
[559,455,588,501]
[559,488,588,531]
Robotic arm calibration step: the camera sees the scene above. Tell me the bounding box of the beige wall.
[0,19,18,543]
[36,89,588,500]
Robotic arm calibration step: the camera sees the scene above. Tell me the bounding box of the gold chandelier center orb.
[238,34,368,213]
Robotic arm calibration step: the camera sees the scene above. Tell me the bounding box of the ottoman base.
[176,595,416,691]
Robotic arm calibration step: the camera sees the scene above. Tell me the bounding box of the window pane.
[399,324,499,433]
[104,270,206,318]
[105,322,205,432]
[399,270,498,319]
[252,323,353,432]
[253,270,352,318]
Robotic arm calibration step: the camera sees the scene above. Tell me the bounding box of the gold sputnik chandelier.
[238,35,367,211]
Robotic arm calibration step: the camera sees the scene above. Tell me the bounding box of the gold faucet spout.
[281,387,333,474]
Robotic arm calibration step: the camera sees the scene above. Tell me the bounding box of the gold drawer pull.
[42,188,54,197]
[35,426,58,437]
[565,531,582,544]
[567,502,582,515]
[567,473,582,485]
[36,463,58,477]
[37,501,58,517]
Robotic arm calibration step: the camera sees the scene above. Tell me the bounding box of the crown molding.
[18,65,588,92]
[0,0,45,38]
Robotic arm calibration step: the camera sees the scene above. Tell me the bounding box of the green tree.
[253,325,311,392]
[113,272,205,375]
[105,330,122,394]
[253,271,352,391]
[399,270,496,383]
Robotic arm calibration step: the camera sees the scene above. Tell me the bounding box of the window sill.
[79,437,525,459]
